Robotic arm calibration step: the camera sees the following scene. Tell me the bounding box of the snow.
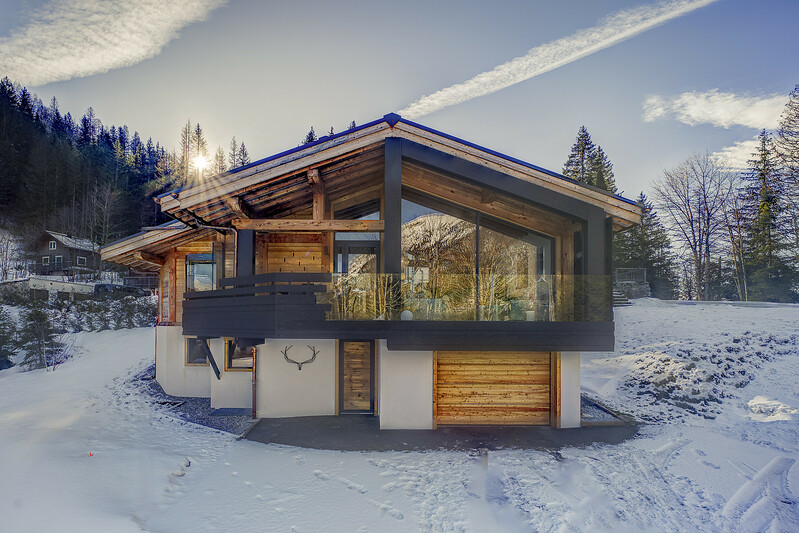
[1,300,798,531]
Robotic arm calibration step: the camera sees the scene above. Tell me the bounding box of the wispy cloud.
[642,90,787,129]
[0,0,227,86]
[399,0,718,119]
[712,137,760,170]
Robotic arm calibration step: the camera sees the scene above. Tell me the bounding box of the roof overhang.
[156,114,641,231]
[100,221,216,271]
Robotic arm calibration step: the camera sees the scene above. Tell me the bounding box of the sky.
[0,0,797,200]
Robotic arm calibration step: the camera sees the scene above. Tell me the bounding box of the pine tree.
[191,123,209,182]
[613,192,678,298]
[739,130,797,301]
[228,137,239,169]
[774,84,799,267]
[562,126,596,185]
[588,146,617,193]
[18,303,56,370]
[177,119,193,186]
[302,126,317,145]
[775,84,799,179]
[214,146,227,174]
[0,307,17,368]
[237,142,250,166]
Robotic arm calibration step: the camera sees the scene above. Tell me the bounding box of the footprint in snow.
[313,470,330,481]
[701,460,721,470]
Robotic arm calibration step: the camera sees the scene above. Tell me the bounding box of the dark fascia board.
[395,116,638,208]
[400,138,604,223]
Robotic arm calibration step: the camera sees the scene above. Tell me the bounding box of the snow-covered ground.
[1,300,798,532]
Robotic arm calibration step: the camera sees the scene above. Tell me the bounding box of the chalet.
[101,114,641,429]
[30,230,101,278]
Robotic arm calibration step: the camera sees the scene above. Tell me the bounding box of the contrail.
[399,0,719,119]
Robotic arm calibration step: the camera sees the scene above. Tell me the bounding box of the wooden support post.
[168,251,177,324]
[384,138,402,319]
[550,351,561,428]
[237,229,256,277]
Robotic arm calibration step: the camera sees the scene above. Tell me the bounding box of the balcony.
[181,272,614,351]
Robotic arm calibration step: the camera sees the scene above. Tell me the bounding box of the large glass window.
[186,253,216,292]
[401,193,476,320]
[400,189,553,321]
[478,219,553,321]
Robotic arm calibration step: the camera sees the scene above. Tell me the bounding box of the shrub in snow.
[0,307,17,369]
[18,302,62,370]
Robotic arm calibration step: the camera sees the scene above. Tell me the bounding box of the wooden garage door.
[434,352,550,426]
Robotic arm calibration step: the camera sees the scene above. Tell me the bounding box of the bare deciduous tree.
[653,153,734,300]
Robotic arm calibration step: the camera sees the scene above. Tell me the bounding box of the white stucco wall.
[256,339,336,418]
[377,340,433,429]
[560,351,581,428]
[210,341,253,409]
[155,325,212,398]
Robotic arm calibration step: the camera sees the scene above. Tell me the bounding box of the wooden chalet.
[30,230,101,278]
[102,114,641,429]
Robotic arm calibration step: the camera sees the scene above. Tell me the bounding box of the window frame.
[41,256,50,265]
[185,253,217,292]
[76,256,87,266]
[184,337,210,366]
[48,240,56,250]
[224,338,254,372]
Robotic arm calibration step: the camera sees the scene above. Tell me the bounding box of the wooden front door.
[339,341,375,414]
[434,351,550,425]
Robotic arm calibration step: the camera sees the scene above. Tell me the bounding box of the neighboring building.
[29,230,101,279]
[102,114,641,429]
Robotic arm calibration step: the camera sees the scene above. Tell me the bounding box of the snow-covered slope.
[1,301,798,532]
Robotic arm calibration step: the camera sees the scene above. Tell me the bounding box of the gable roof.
[156,114,641,230]
[45,230,97,253]
[100,221,215,271]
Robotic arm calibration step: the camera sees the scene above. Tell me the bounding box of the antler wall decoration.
[281,345,319,370]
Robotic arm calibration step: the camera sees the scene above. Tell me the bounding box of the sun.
[192,154,210,174]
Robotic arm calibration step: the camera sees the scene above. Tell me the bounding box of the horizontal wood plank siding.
[434,351,550,426]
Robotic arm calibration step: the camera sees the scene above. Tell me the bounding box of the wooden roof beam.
[231,218,384,232]
[307,168,325,194]
[133,251,165,267]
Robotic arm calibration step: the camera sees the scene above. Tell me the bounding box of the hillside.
[0,301,797,531]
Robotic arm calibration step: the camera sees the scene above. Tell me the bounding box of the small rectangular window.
[49,241,56,250]
[226,339,253,371]
[55,256,63,264]
[186,253,216,292]
[76,256,87,266]
[42,256,50,265]
[185,338,209,366]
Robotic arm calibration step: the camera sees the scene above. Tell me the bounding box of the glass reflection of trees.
[400,191,554,321]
